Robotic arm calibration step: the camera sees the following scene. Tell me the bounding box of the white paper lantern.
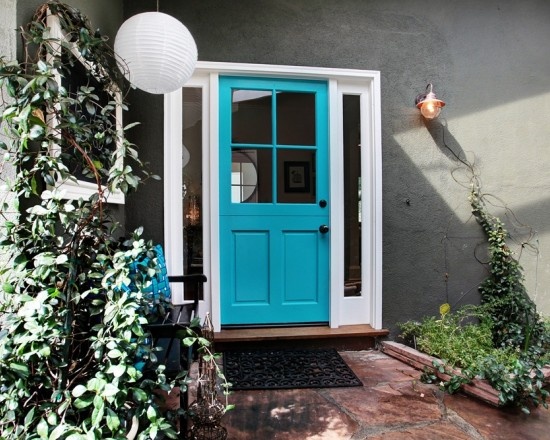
[114,12,197,94]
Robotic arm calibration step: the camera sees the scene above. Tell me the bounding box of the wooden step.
[214,324,389,351]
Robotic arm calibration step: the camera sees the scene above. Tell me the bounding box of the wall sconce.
[415,83,445,120]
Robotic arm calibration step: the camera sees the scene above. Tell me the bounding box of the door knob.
[319,225,330,234]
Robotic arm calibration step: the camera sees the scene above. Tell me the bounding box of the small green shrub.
[400,181,550,414]
[400,305,549,413]
[400,305,501,369]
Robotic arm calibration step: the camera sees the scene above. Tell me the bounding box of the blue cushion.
[127,244,171,304]
[129,245,172,371]
[141,244,171,303]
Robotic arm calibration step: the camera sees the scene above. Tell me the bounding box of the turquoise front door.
[219,76,330,326]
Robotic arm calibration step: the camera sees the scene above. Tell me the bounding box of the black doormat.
[222,348,363,390]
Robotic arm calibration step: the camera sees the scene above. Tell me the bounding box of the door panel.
[283,231,319,302]
[219,76,329,326]
[234,231,270,303]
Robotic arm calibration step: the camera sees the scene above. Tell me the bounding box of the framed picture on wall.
[284,161,310,193]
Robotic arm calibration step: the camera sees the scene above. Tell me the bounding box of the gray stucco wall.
[120,0,550,334]
[5,0,537,333]
[3,1,549,332]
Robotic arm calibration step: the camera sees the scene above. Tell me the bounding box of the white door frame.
[164,62,382,332]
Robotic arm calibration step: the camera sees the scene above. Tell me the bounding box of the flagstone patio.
[219,350,550,439]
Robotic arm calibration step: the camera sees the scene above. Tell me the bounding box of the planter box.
[380,341,550,407]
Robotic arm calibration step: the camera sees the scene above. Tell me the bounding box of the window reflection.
[231,148,272,203]
[182,88,203,298]
[229,88,319,206]
[343,95,362,297]
[276,92,316,146]
[232,89,272,144]
[232,153,257,203]
[277,149,316,204]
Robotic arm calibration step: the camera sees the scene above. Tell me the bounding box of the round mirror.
[231,150,258,203]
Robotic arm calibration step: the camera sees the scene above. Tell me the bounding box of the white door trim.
[165,62,382,332]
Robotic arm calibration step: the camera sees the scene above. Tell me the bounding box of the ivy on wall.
[400,121,549,413]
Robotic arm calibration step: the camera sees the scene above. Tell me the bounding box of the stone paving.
[220,350,550,439]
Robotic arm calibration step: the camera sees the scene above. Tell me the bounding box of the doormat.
[222,348,363,390]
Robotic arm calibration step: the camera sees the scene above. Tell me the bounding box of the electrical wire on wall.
[428,118,541,309]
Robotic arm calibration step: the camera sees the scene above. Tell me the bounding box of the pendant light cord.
[157,0,159,12]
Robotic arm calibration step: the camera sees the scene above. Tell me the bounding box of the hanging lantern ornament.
[114,12,197,94]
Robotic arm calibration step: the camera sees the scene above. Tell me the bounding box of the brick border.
[381,341,550,407]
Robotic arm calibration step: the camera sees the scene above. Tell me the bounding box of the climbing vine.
[0,2,185,438]
[470,187,547,356]
[400,121,549,413]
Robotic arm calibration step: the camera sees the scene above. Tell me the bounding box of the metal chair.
[144,273,207,438]
[146,274,206,373]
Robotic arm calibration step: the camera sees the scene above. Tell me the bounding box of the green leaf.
[85,101,96,115]
[108,363,126,378]
[105,408,120,432]
[57,400,70,416]
[51,390,63,403]
[37,418,49,439]
[101,383,119,397]
[107,349,122,359]
[123,121,140,130]
[10,362,29,378]
[55,254,68,265]
[24,407,36,427]
[48,424,66,440]
[73,395,94,409]
[65,435,87,440]
[132,388,147,402]
[182,337,197,347]
[91,399,105,427]
[146,405,157,422]
[36,60,48,72]
[29,124,44,140]
[28,205,50,216]
[87,377,106,393]
[72,384,87,398]
[2,283,15,293]
[31,175,38,194]
[198,337,211,346]
[47,411,58,425]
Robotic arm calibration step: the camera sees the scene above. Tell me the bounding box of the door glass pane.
[232,90,272,144]
[231,148,272,203]
[343,95,362,297]
[182,88,203,299]
[277,149,316,204]
[276,91,316,146]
